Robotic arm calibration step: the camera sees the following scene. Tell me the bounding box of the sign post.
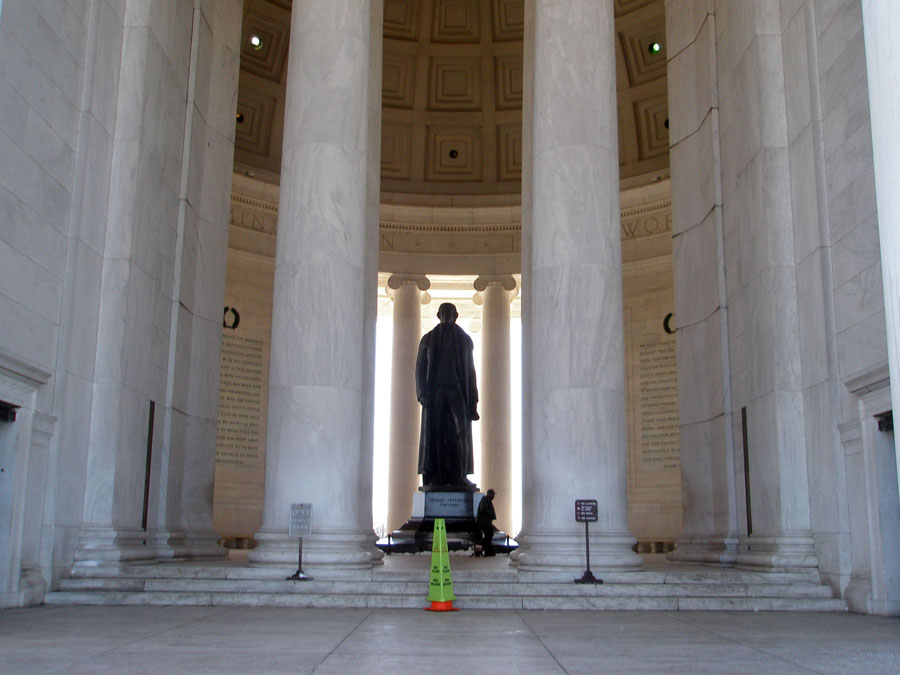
[574,499,602,584]
[286,503,312,581]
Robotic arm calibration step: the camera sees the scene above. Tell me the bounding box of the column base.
[154,529,227,561]
[72,526,157,568]
[512,531,642,580]
[248,529,384,577]
[734,533,820,573]
[0,565,46,608]
[668,535,739,565]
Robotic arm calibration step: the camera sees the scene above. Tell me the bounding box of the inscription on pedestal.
[216,334,264,467]
[638,340,680,471]
[424,492,472,518]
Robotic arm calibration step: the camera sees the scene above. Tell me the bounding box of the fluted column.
[386,274,430,530]
[516,0,640,576]
[249,1,384,571]
[475,275,516,535]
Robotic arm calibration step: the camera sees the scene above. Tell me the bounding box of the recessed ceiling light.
[649,41,662,55]
[236,112,245,123]
[250,35,262,50]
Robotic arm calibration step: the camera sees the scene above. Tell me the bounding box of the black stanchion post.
[574,499,602,584]
[286,503,312,581]
[286,536,310,581]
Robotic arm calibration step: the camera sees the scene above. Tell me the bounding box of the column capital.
[474,275,517,292]
[387,273,431,292]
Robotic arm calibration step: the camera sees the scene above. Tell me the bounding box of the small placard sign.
[575,499,598,523]
[289,503,312,537]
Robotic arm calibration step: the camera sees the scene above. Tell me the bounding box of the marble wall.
[0,0,242,593]
[818,0,896,612]
[0,0,94,595]
[212,176,278,539]
[621,183,681,543]
[667,0,892,604]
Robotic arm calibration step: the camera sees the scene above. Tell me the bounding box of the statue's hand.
[471,410,480,421]
[418,396,429,407]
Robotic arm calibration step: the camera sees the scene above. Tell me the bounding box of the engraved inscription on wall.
[216,334,265,467]
[638,340,680,471]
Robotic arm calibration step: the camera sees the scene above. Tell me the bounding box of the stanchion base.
[286,570,312,581]
[425,600,459,611]
[574,570,603,584]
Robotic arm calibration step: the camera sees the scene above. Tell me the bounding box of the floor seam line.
[516,610,571,674]
[312,608,375,672]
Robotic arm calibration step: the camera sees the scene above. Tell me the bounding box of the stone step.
[66,564,822,586]
[43,589,846,611]
[48,558,847,612]
[57,575,837,600]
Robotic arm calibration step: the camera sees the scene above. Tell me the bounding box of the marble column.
[249,1,384,571]
[862,1,900,497]
[386,274,429,530]
[154,0,241,562]
[516,0,640,576]
[665,1,738,564]
[717,1,817,572]
[73,2,201,568]
[475,275,516,535]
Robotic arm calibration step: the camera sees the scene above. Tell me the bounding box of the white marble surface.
[666,8,716,146]
[670,111,719,236]
[664,0,713,60]
[672,207,721,328]
[517,0,637,571]
[385,275,426,530]
[253,1,383,568]
[675,310,726,425]
[477,276,515,534]
[863,0,900,506]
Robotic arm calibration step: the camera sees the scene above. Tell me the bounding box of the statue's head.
[437,303,458,324]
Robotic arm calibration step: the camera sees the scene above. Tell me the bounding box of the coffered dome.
[232,0,669,199]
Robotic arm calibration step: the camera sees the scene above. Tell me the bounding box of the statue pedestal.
[378,490,516,554]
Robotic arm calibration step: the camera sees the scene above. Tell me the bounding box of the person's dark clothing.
[476,495,496,556]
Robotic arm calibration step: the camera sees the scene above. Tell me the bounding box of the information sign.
[575,499,598,523]
[289,503,312,537]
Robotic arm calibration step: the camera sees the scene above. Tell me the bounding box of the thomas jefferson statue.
[415,303,479,490]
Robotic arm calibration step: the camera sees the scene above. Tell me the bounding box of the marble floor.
[1,605,898,674]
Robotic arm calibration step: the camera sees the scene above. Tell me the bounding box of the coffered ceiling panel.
[491,0,524,42]
[428,56,483,111]
[618,14,667,87]
[636,95,669,160]
[497,123,522,181]
[235,93,277,157]
[381,122,413,179]
[614,0,657,17]
[384,0,421,40]
[383,52,417,109]
[494,53,523,110]
[432,0,481,43]
[240,3,290,83]
[426,126,483,181]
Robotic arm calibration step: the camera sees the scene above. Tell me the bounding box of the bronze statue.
[415,303,479,490]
